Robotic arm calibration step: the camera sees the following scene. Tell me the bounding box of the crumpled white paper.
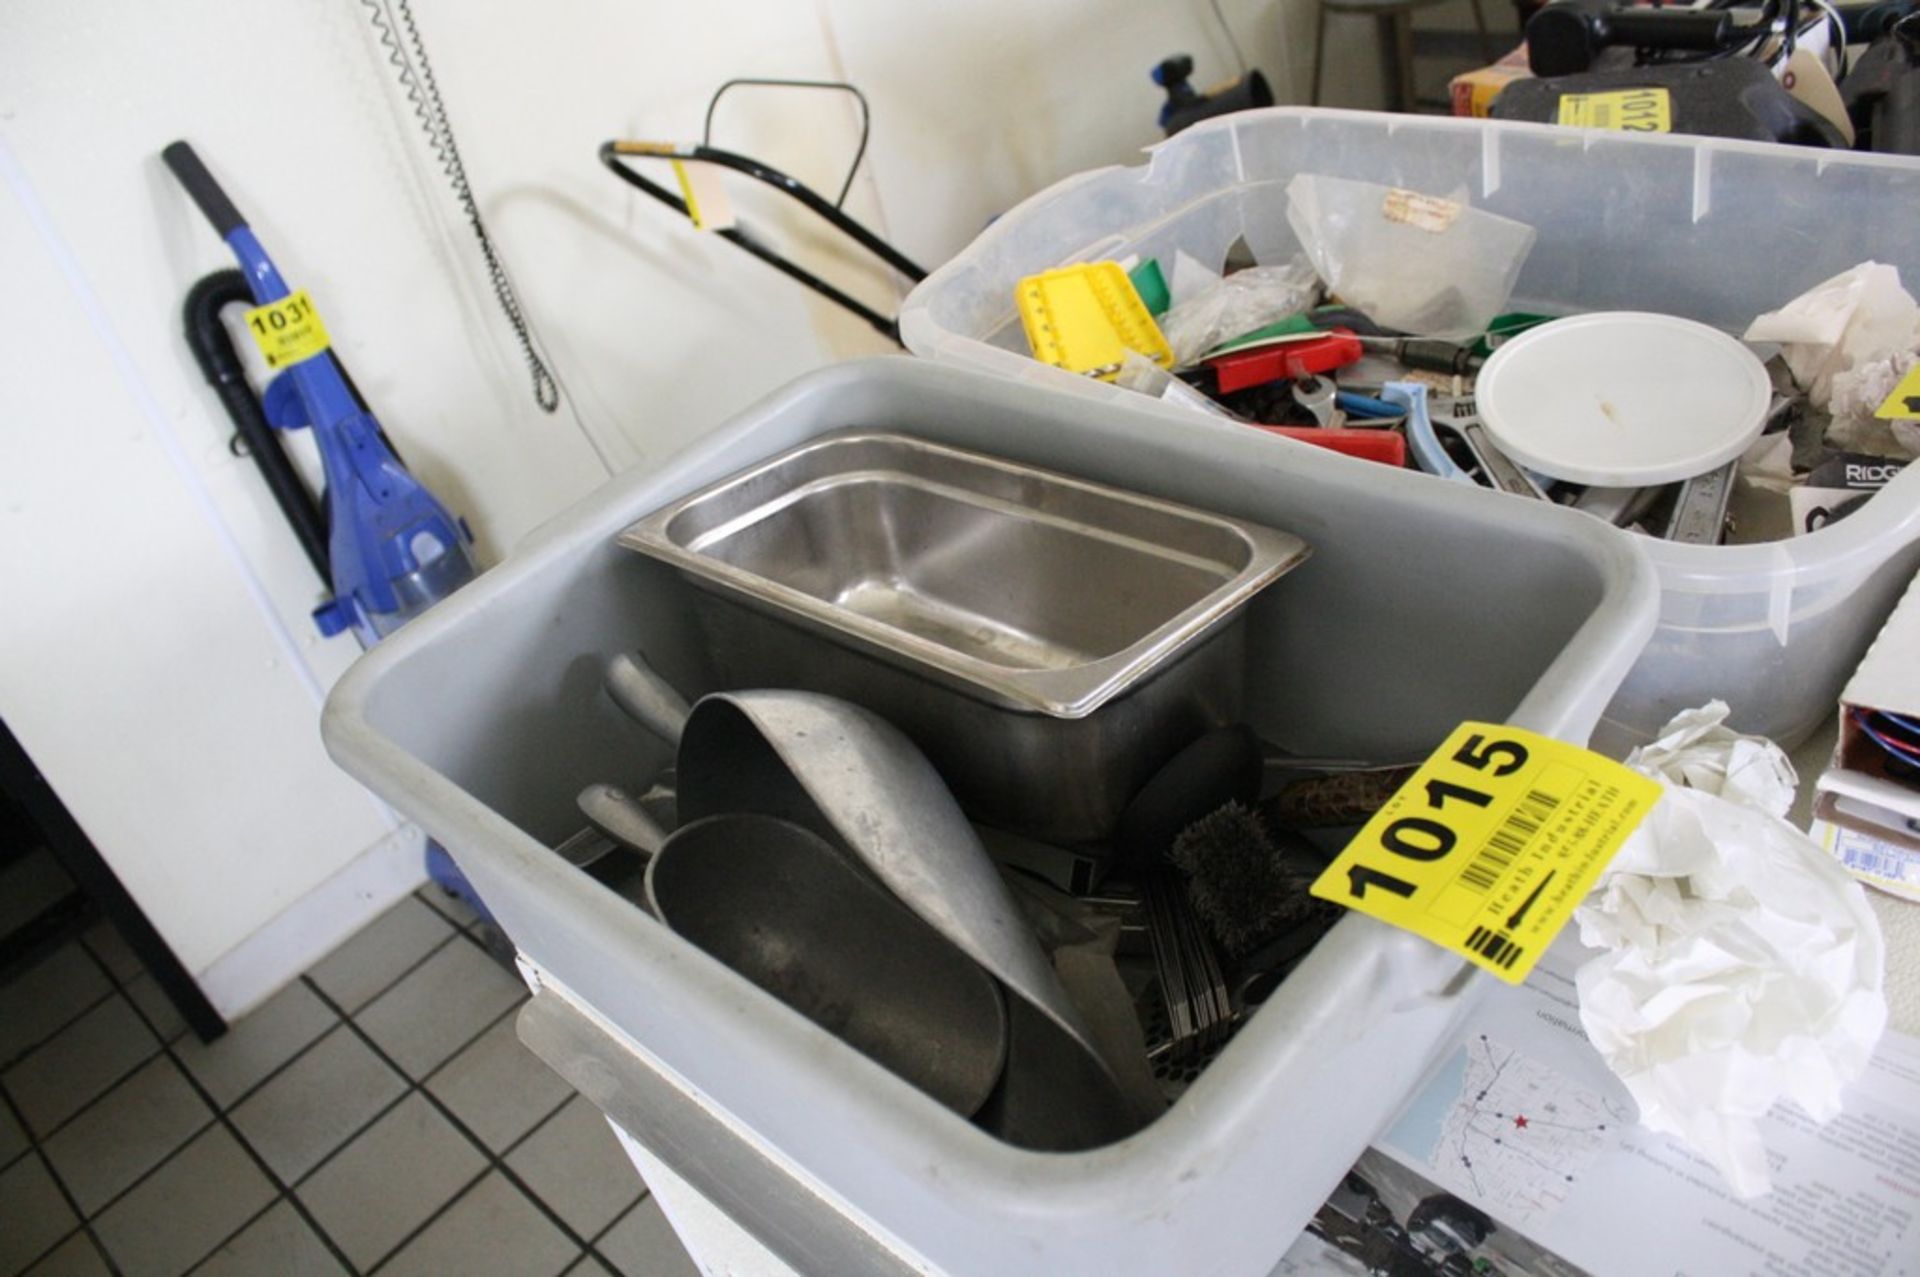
[1829,348,1920,459]
[1575,705,1887,1198]
[1829,348,1920,424]
[1623,701,1799,816]
[1743,262,1920,411]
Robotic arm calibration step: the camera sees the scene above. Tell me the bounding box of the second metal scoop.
[578,789,1008,1118]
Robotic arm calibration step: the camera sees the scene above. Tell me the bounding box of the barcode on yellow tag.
[243,290,330,370]
[1381,188,1461,233]
[1873,362,1920,419]
[1558,88,1672,133]
[1310,723,1659,983]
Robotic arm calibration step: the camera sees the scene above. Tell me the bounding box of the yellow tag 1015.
[1310,723,1660,984]
[243,289,330,370]
[1557,87,1672,133]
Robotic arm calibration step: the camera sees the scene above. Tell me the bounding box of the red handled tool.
[1206,329,1362,394]
[1252,424,1407,467]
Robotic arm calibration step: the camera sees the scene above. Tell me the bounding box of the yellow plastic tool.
[1016,262,1172,379]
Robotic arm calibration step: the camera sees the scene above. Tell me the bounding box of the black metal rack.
[598,138,928,342]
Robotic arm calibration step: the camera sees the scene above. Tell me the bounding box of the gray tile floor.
[0,890,700,1277]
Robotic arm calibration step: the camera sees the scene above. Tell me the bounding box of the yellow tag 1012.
[1557,87,1672,133]
[1310,723,1659,984]
[243,289,330,370]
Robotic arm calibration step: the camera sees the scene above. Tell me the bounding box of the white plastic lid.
[1475,312,1772,487]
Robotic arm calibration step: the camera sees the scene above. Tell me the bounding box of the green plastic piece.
[1205,313,1320,358]
[1473,313,1554,358]
[1128,259,1171,317]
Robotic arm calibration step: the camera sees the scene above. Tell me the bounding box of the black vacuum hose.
[182,271,331,582]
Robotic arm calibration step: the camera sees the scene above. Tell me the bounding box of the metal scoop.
[578,791,1008,1118]
[603,651,1144,1148]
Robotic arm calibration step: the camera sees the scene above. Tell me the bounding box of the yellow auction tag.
[1310,723,1659,984]
[243,290,330,370]
[1874,363,1920,419]
[1557,88,1671,133]
[669,159,737,232]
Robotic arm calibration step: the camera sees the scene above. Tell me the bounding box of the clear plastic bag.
[1157,255,1321,367]
[1285,174,1536,337]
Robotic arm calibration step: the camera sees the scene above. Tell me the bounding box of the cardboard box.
[1450,47,1532,118]
[1810,568,1920,901]
[1808,814,1920,902]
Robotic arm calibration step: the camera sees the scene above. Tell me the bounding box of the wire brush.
[1168,801,1329,958]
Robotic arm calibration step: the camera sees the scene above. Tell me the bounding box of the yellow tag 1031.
[1557,87,1672,133]
[243,289,331,370]
[670,159,737,232]
[1310,723,1659,984]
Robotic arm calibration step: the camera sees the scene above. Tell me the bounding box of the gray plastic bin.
[323,357,1656,1277]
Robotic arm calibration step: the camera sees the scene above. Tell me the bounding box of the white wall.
[0,0,1312,1018]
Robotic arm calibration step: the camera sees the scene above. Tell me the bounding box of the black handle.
[1395,338,1483,377]
[1605,9,1733,50]
[162,141,247,237]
